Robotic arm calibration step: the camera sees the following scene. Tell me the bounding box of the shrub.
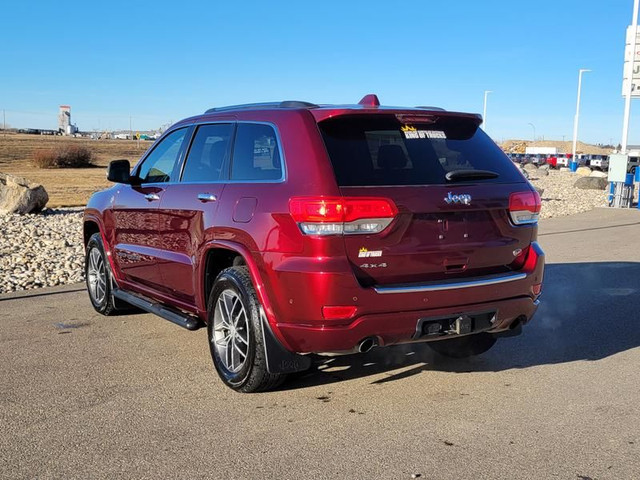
[33,145,95,168]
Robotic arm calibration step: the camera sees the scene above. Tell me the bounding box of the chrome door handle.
[144,193,160,201]
[197,193,217,202]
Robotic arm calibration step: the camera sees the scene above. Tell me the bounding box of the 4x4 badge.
[444,192,472,205]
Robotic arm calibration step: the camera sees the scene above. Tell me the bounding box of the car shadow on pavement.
[284,262,640,390]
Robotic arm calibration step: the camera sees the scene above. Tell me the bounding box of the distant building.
[525,146,557,155]
[58,105,78,135]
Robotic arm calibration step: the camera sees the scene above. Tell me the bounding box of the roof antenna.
[358,94,380,107]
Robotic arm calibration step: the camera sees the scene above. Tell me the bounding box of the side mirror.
[107,159,132,184]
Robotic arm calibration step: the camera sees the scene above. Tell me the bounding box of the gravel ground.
[0,208,84,293]
[0,171,614,294]
[528,168,609,219]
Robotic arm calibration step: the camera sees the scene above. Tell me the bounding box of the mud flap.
[260,308,311,374]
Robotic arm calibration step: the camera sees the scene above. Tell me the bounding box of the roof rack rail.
[205,100,318,114]
[415,106,446,111]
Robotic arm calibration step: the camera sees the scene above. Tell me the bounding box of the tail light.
[289,196,397,236]
[322,305,357,320]
[509,191,541,225]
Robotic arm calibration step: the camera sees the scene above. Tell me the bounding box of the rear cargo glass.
[318,115,523,186]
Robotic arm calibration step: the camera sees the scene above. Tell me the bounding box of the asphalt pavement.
[2,207,640,479]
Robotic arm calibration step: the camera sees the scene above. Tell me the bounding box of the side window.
[137,128,188,183]
[181,124,233,182]
[230,123,283,181]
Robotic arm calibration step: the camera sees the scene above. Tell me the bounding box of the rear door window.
[230,123,283,181]
[181,123,233,182]
[318,115,523,186]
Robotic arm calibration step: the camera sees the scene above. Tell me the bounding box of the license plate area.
[414,310,497,339]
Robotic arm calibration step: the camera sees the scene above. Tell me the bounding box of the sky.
[1,0,639,145]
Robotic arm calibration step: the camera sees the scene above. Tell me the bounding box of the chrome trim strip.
[373,272,527,294]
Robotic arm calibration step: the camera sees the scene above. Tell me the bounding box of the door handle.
[197,193,217,202]
[144,193,160,201]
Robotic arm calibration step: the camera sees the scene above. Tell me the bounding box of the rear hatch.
[317,113,536,287]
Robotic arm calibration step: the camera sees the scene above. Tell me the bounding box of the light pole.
[621,0,639,153]
[527,123,536,142]
[482,90,492,132]
[571,68,591,171]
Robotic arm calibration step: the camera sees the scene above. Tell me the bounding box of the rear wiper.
[445,169,499,181]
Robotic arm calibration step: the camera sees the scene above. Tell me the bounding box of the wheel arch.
[83,220,101,247]
[198,241,292,350]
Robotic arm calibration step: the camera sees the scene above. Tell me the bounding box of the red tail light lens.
[290,197,397,235]
[322,305,357,320]
[509,191,541,225]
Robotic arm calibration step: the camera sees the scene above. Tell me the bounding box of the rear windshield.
[318,114,523,186]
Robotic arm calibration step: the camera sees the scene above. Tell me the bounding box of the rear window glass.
[318,115,523,186]
[231,123,283,181]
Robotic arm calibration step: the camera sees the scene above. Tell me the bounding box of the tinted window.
[319,115,523,186]
[181,123,233,182]
[137,128,188,183]
[231,123,282,181]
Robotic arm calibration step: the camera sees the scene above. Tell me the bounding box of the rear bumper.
[263,242,544,353]
[277,295,538,353]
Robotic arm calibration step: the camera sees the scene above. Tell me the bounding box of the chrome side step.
[112,288,201,330]
[373,272,528,294]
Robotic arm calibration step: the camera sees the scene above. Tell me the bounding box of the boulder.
[576,166,592,176]
[523,163,538,171]
[574,176,608,191]
[590,170,608,178]
[538,164,550,171]
[0,173,49,214]
[516,165,530,179]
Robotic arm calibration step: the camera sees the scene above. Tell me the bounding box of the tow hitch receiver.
[414,311,497,339]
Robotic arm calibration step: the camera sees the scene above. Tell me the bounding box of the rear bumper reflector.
[373,272,528,294]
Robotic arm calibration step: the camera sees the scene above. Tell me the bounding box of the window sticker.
[401,125,446,140]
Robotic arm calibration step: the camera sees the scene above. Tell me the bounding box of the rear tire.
[207,266,286,393]
[428,333,497,359]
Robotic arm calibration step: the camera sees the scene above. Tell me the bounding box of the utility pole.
[621,0,639,152]
[482,90,492,133]
[129,115,132,141]
[571,68,591,171]
[2,109,5,138]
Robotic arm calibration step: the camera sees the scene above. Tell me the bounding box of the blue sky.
[2,0,639,145]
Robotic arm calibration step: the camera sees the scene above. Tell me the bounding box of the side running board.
[112,288,201,331]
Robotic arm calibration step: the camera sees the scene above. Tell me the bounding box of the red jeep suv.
[84,95,544,392]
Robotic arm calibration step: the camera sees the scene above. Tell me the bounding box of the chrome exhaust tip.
[358,337,377,353]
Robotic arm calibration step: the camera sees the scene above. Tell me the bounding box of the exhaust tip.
[358,337,377,353]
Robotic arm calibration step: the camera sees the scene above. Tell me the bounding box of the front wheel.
[207,266,286,393]
[85,233,118,315]
[428,333,497,359]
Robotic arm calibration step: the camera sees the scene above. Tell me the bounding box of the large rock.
[576,166,592,176]
[574,176,608,191]
[523,163,538,171]
[590,170,608,178]
[0,173,49,214]
[516,165,530,179]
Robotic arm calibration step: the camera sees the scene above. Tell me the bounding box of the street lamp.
[482,90,492,132]
[570,68,591,171]
[527,122,536,142]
